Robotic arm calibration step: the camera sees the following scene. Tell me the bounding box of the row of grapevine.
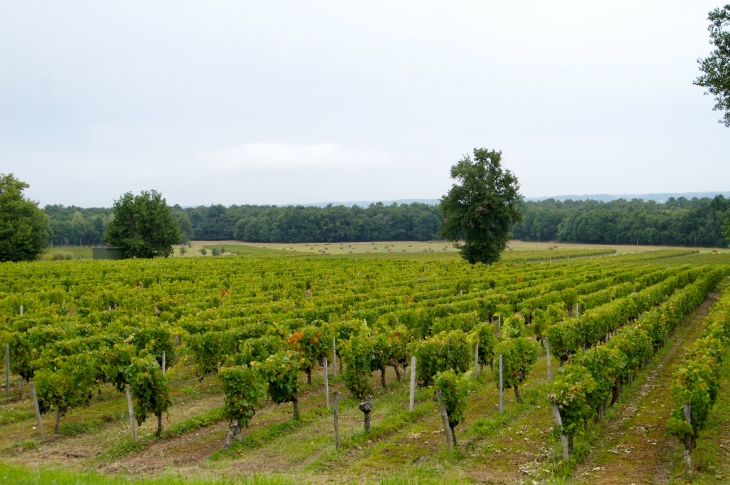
[668,282,730,475]
[545,266,708,364]
[548,267,728,457]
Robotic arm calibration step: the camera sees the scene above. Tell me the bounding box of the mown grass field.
[2,249,730,484]
[191,240,728,257]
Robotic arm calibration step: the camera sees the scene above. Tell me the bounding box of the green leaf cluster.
[218,363,266,428]
[493,337,538,389]
[341,334,374,399]
[261,351,300,408]
[434,369,472,430]
[127,353,171,430]
[411,330,471,386]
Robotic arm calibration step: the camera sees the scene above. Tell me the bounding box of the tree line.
[38,195,730,249]
[46,202,443,245]
[511,196,730,248]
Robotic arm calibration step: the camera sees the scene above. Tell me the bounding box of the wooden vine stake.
[5,344,9,399]
[125,384,137,441]
[683,401,693,479]
[550,397,569,459]
[324,358,329,409]
[474,342,480,378]
[434,390,454,453]
[29,381,45,440]
[332,338,337,377]
[499,354,504,414]
[546,337,552,382]
[162,351,166,375]
[409,355,416,411]
[333,391,340,451]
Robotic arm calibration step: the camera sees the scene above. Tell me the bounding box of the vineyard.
[1,249,730,484]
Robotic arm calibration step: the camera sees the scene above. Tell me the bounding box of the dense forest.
[511,195,730,247]
[46,202,443,245]
[45,196,730,247]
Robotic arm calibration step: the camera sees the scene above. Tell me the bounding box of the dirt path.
[574,283,726,485]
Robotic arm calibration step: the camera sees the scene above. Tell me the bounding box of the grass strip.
[0,461,295,485]
[209,406,329,460]
[98,406,226,460]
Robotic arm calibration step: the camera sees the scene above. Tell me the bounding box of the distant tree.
[695,6,730,126]
[173,210,194,243]
[0,174,51,262]
[439,149,523,264]
[724,218,730,247]
[104,190,181,258]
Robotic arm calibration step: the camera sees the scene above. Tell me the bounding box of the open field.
[41,245,95,260]
[189,240,729,257]
[2,249,730,484]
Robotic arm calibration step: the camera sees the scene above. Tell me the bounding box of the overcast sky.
[2,1,729,207]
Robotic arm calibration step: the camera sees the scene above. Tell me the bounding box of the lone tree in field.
[0,174,50,262]
[104,190,181,258]
[439,148,523,264]
[696,6,730,127]
[696,6,730,244]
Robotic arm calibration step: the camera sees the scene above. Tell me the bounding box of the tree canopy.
[696,6,730,126]
[0,174,51,262]
[512,196,730,247]
[46,202,442,245]
[104,190,181,259]
[439,148,523,264]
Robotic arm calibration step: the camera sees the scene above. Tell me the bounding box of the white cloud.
[202,143,406,170]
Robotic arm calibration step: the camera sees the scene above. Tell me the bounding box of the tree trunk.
[567,433,574,453]
[307,369,312,385]
[450,424,457,447]
[224,421,235,450]
[393,363,401,381]
[339,359,343,374]
[358,395,373,433]
[514,384,523,404]
[157,412,163,437]
[54,406,64,434]
[292,395,300,420]
[559,358,565,368]
[224,419,242,449]
[380,367,387,389]
[611,386,620,406]
[489,360,493,372]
